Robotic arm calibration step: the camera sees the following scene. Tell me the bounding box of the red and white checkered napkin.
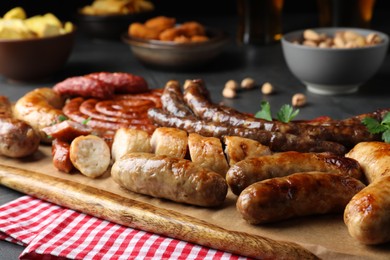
[0,196,249,260]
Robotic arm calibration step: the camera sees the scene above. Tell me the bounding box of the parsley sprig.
[362,112,390,143]
[255,101,299,123]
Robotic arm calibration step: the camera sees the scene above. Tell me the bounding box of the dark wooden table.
[1,12,390,259]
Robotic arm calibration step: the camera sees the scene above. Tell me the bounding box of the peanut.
[299,29,382,49]
[222,87,236,99]
[225,79,239,91]
[241,77,256,89]
[292,93,306,107]
[261,82,274,95]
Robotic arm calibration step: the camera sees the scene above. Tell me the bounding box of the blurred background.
[0,0,388,21]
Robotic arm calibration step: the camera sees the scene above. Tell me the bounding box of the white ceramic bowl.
[281,27,389,95]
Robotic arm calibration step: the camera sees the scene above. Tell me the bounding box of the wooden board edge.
[0,163,318,259]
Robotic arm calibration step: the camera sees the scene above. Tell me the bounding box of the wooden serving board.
[1,146,389,259]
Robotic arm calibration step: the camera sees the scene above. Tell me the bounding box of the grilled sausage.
[344,141,390,245]
[0,96,13,117]
[86,72,149,94]
[344,175,390,245]
[237,172,366,224]
[111,128,152,162]
[53,72,149,99]
[160,80,194,117]
[111,152,228,207]
[52,139,74,173]
[42,120,93,143]
[0,117,40,158]
[147,108,346,155]
[346,141,390,183]
[150,127,188,158]
[188,133,229,177]
[222,136,272,166]
[226,151,364,195]
[13,88,65,143]
[182,82,378,147]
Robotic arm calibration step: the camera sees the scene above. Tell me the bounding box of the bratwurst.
[237,172,366,224]
[226,151,364,195]
[0,96,40,158]
[111,153,228,207]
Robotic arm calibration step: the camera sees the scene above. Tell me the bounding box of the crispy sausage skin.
[13,88,65,143]
[0,117,40,158]
[344,175,390,245]
[148,108,346,155]
[237,172,366,224]
[344,141,390,245]
[346,141,390,183]
[52,139,74,173]
[160,80,194,117]
[226,151,364,195]
[111,152,228,207]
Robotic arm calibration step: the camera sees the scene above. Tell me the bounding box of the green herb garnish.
[82,117,92,125]
[362,112,390,143]
[254,101,272,121]
[58,115,68,122]
[277,104,300,123]
[255,101,299,123]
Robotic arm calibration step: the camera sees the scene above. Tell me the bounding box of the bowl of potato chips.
[0,7,76,82]
[77,0,154,40]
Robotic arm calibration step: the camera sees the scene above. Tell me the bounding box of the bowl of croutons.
[77,0,155,40]
[0,7,76,82]
[122,16,230,70]
[281,27,389,95]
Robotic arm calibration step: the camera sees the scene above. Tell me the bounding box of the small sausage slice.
[150,127,188,158]
[70,135,111,178]
[111,128,151,162]
[188,133,229,177]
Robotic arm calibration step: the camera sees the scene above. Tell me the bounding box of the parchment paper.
[1,146,389,259]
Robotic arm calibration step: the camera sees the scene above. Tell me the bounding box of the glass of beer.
[317,0,376,28]
[237,0,284,45]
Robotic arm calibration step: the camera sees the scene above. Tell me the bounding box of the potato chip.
[3,7,26,20]
[0,7,74,40]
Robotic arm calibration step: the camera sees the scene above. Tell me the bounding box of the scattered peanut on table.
[292,93,306,107]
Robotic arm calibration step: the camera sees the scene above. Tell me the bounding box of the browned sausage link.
[0,96,13,117]
[237,172,366,225]
[183,78,211,101]
[42,120,93,143]
[111,152,228,207]
[0,117,40,158]
[344,175,390,245]
[148,108,346,155]
[226,151,364,196]
[52,139,74,173]
[87,72,149,94]
[183,82,280,132]
[161,80,194,117]
[183,83,378,147]
[53,76,115,99]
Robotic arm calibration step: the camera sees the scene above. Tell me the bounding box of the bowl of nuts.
[281,27,389,95]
